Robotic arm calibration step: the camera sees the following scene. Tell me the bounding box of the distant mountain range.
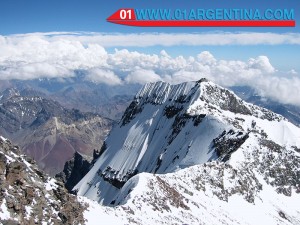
[0,74,139,120]
[0,88,113,175]
[1,76,298,125]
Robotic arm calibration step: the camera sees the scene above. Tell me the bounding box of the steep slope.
[0,136,86,224]
[56,151,95,192]
[0,92,113,175]
[74,79,300,209]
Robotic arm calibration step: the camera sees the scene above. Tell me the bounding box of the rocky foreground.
[0,136,86,224]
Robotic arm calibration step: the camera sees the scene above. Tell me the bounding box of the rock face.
[56,151,92,192]
[0,91,113,175]
[0,136,86,224]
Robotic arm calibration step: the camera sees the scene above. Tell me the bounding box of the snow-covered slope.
[81,152,300,225]
[74,78,300,211]
[95,130,299,225]
[78,137,300,225]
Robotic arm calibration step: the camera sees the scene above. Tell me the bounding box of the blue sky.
[0,0,298,34]
[0,0,299,105]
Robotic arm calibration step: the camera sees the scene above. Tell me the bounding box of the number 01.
[120,9,132,20]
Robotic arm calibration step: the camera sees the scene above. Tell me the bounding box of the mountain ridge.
[74,79,299,209]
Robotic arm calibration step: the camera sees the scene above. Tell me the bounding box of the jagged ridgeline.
[73,78,300,211]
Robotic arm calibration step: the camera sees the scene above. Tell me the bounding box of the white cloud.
[248,56,275,74]
[288,69,298,75]
[125,69,162,85]
[9,31,300,47]
[0,34,108,80]
[254,76,300,106]
[85,68,122,85]
[197,51,217,65]
[0,32,299,106]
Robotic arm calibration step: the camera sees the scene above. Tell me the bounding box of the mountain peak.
[74,80,298,206]
[135,78,209,104]
[121,79,281,126]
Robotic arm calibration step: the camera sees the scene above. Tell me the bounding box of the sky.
[0,0,299,106]
[0,0,299,34]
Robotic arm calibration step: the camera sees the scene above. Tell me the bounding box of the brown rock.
[6,162,26,185]
[25,186,34,204]
[0,153,7,174]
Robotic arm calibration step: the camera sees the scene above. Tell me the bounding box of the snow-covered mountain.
[74,78,300,224]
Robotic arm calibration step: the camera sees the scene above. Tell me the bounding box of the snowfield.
[80,157,300,225]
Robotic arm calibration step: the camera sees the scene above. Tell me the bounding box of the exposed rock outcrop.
[0,137,87,224]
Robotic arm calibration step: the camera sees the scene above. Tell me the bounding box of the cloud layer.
[9,32,300,47]
[0,33,299,106]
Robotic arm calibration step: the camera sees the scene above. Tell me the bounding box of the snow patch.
[0,199,11,220]
[45,178,58,191]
